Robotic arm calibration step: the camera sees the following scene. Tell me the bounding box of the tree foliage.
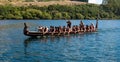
[102,0,120,17]
[0,3,119,20]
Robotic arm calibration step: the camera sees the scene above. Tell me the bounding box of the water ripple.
[1,20,120,62]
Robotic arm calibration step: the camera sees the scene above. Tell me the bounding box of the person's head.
[59,26,61,28]
[86,25,88,27]
[91,23,94,26]
[68,20,69,21]
[80,20,83,23]
[80,20,83,24]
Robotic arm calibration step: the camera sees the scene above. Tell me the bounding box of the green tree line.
[102,0,120,19]
[0,3,119,20]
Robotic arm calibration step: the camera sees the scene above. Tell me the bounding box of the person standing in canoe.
[66,20,71,28]
[79,20,85,32]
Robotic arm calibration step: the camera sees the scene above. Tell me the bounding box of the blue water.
[0,20,120,62]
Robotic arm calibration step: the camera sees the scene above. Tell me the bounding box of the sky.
[89,0,103,4]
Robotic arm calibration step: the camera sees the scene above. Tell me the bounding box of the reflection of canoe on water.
[23,20,98,37]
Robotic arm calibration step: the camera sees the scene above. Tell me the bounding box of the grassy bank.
[0,1,86,6]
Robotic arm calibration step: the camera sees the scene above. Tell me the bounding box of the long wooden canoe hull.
[23,20,98,37]
[24,31,96,37]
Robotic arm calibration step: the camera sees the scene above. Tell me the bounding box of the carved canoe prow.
[23,23,29,35]
[95,19,98,31]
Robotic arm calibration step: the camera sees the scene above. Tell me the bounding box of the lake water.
[0,20,120,62]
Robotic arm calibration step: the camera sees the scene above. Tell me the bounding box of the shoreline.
[0,19,120,21]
